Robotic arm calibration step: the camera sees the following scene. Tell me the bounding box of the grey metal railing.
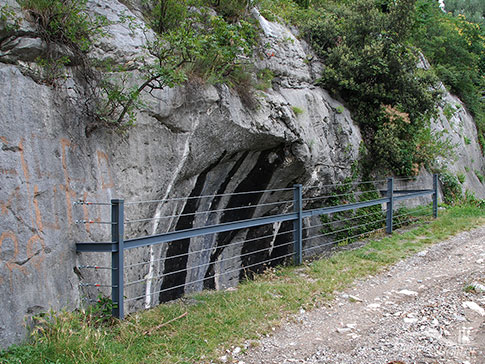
[75,175,439,319]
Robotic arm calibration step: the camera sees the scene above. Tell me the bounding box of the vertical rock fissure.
[203,148,286,289]
[158,156,223,303]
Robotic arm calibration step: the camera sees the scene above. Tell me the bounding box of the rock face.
[0,1,483,347]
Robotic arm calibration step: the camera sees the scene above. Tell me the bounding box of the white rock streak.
[144,118,202,308]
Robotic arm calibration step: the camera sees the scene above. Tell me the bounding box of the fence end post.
[386,178,394,234]
[111,199,124,319]
[293,184,303,265]
[433,174,438,218]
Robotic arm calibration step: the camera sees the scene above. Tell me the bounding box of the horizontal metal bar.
[393,190,433,202]
[75,242,119,253]
[124,213,298,250]
[302,197,389,219]
[76,193,430,253]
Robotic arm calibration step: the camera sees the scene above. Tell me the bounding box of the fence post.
[433,174,438,218]
[293,184,303,265]
[111,199,124,319]
[386,177,394,234]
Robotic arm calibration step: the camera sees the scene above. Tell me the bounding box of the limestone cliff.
[0,0,483,347]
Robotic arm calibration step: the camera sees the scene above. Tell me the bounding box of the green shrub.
[255,68,274,90]
[413,0,485,150]
[475,170,484,183]
[16,0,108,84]
[303,0,443,176]
[142,0,188,33]
[440,172,463,205]
[18,0,107,53]
[292,106,304,116]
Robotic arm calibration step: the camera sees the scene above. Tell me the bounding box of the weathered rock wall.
[0,1,483,347]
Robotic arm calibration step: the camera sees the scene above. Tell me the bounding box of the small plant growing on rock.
[292,106,304,116]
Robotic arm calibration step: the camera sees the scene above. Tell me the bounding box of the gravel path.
[233,225,485,364]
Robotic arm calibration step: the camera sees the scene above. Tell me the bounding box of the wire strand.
[124,187,295,206]
[125,200,295,224]
[125,251,295,302]
[302,227,386,254]
[125,229,296,269]
[302,179,387,191]
[301,190,380,203]
[301,217,387,242]
[301,209,385,231]
[125,240,296,287]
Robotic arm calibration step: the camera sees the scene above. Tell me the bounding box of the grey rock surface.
[0,0,483,348]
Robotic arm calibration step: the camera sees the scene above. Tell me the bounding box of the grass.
[1,204,484,364]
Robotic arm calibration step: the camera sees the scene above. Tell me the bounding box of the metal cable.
[393,214,432,228]
[125,199,295,224]
[301,209,385,231]
[302,226,386,254]
[73,201,113,206]
[301,190,378,203]
[125,251,295,302]
[125,240,296,287]
[393,206,431,219]
[124,229,296,269]
[75,220,117,225]
[301,217,387,242]
[303,179,387,191]
[78,265,113,270]
[124,187,295,206]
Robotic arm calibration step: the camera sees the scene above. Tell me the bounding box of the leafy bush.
[440,172,463,205]
[15,0,108,84]
[475,170,484,183]
[413,0,485,150]
[303,0,445,176]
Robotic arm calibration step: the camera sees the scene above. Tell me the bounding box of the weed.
[335,105,345,114]
[457,172,466,184]
[475,170,484,183]
[255,68,274,90]
[292,106,304,116]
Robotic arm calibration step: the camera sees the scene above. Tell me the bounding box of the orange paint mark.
[33,185,44,233]
[96,151,115,189]
[0,136,7,144]
[0,198,11,215]
[0,231,27,285]
[26,234,46,271]
[60,138,73,225]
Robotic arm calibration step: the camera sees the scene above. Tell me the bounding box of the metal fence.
[75,175,438,319]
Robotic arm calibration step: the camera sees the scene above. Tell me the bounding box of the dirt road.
[236,225,485,364]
